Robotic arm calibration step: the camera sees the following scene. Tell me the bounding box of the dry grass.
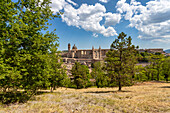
[0,82,170,113]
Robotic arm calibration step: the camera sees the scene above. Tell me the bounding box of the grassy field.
[0,82,170,113]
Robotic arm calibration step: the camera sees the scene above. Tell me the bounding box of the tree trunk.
[151,73,154,80]
[157,70,159,81]
[147,72,150,80]
[3,88,7,93]
[165,74,168,82]
[50,87,53,93]
[53,85,56,90]
[118,75,122,91]
[118,80,121,91]
[119,50,122,91]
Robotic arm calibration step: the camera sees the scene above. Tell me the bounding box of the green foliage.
[135,53,169,82]
[0,0,65,97]
[149,53,164,81]
[105,32,138,90]
[162,57,170,81]
[0,0,20,93]
[138,52,151,62]
[48,53,69,92]
[91,63,94,68]
[71,62,90,89]
[91,62,108,88]
[134,65,148,81]
[0,91,31,104]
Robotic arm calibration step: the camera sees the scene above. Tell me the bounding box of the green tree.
[149,53,164,81]
[139,51,151,62]
[162,57,170,81]
[48,51,69,92]
[144,65,152,80]
[0,0,62,94]
[91,61,108,88]
[71,62,90,89]
[0,0,22,92]
[134,65,148,81]
[105,32,138,91]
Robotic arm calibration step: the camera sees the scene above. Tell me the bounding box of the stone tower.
[99,46,101,59]
[68,43,71,52]
[92,46,95,59]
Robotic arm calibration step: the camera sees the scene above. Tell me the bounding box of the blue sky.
[13,0,170,50]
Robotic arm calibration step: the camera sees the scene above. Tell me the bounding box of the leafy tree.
[144,65,152,80]
[105,32,138,91]
[71,62,90,89]
[0,0,21,92]
[162,57,170,81]
[138,52,151,62]
[134,65,148,81]
[91,61,108,88]
[48,51,69,92]
[149,53,164,81]
[0,0,62,94]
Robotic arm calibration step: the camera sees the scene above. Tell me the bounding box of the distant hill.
[165,49,170,53]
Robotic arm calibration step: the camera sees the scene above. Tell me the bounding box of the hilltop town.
[60,43,169,75]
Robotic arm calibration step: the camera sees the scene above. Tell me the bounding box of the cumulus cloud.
[50,1,119,37]
[104,13,121,26]
[49,0,170,41]
[50,0,78,14]
[99,0,109,3]
[116,0,170,42]
[66,0,78,6]
[62,3,118,37]
[50,0,67,14]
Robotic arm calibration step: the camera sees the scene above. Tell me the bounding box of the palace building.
[61,43,110,66]
[61,43,164,67]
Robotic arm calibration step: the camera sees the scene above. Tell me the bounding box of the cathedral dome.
[72,44,77,50]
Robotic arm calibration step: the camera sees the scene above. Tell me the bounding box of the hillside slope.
[165,49,170,53]
[1,82,170,113]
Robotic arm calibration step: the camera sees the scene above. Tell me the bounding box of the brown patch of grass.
[0,82,170,113]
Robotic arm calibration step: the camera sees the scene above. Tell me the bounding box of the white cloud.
[50,0,78,13]
[116,0,170,41]
[152,38,170,43]
[104,13,121,26]
[99,0,109,3]
[50,0,67,14]
[93,33,99,37]
[66,0,78,6]
[53,2,118,37]
[101,27,117,37]
[48,0,170,41]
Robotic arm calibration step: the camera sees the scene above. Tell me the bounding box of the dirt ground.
[0,81,170,113]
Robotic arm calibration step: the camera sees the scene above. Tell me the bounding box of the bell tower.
[99,46,101,59]
[68,43,71,52]
[92,46,95,59]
